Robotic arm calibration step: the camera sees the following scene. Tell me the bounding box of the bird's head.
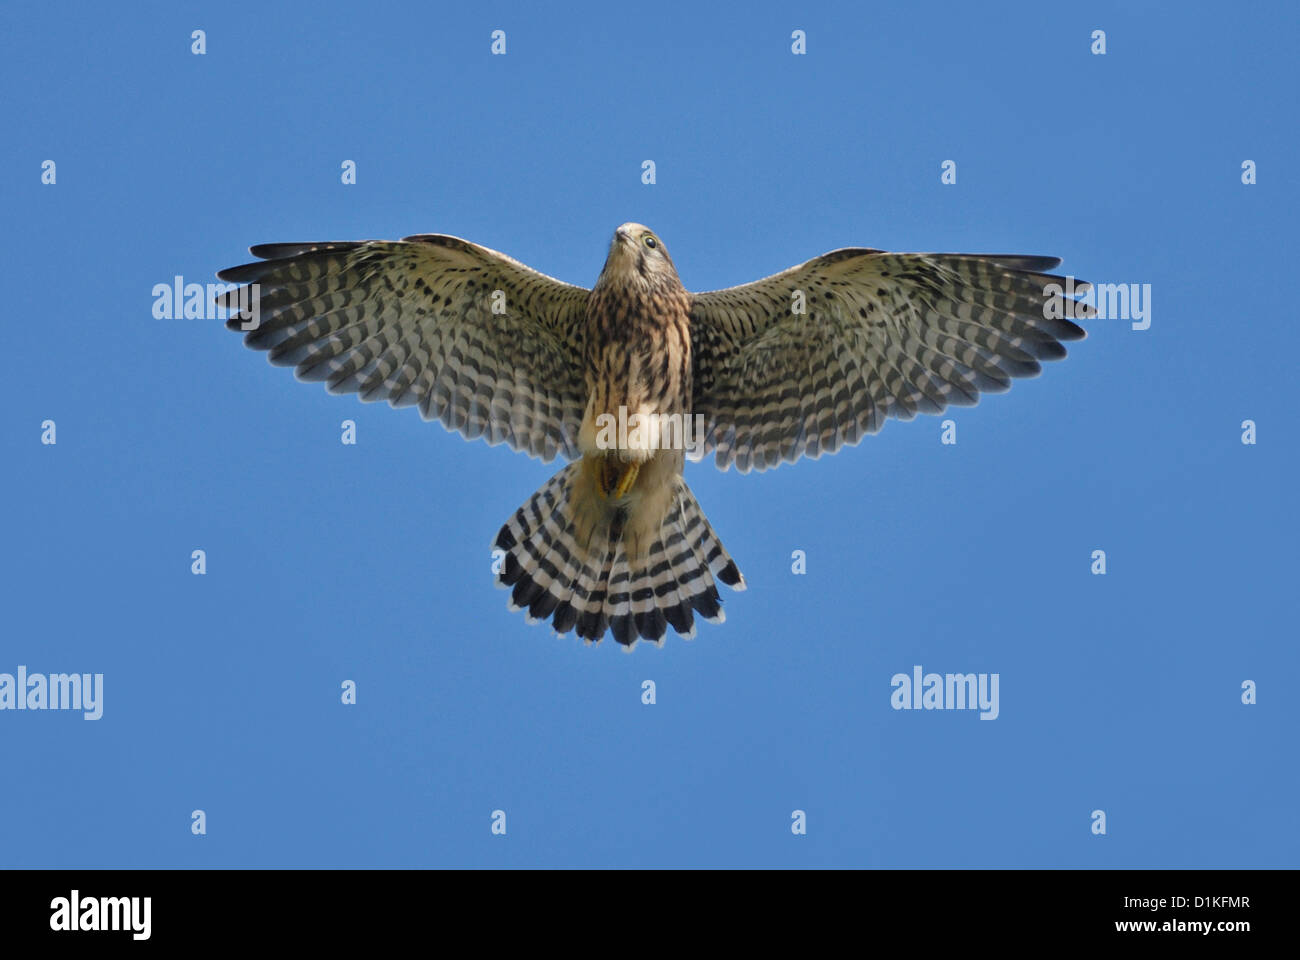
[598,222,682,291]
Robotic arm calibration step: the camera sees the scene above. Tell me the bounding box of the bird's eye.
[643,235,657,249]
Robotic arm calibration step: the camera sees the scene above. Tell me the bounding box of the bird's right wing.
[216,235,591,462]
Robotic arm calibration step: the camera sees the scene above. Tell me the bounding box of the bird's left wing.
[689,249,1092,472]
[216,235,590,462]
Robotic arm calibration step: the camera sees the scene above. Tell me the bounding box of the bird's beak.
[610,228,632,257]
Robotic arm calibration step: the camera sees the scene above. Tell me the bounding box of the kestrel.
[217,225,1090,649]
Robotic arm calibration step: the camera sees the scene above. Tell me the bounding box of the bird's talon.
[605,461,640,499]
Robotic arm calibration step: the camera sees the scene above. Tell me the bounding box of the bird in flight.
[217,224,1089,649]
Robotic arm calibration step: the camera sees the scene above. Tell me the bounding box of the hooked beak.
[609,227,633,258]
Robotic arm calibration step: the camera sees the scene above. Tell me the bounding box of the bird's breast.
[580,283,694,459]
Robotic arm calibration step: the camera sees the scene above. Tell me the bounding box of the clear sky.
[3,1,1296,868]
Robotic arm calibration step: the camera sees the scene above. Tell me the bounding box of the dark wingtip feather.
[1055,316,1088,341]
[217,242,364,283]
[995,254,1063,272]
[215,262,264,283]
[248,241,360,260]
[943,253,1063,273]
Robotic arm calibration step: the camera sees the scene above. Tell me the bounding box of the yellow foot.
[601,459,641,499]
[613,461,640,498]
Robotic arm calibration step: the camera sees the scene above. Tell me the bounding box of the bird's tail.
[493,461,745,648]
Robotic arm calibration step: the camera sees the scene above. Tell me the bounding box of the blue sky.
[2,1,1296,867]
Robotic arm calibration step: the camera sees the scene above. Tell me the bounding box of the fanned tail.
[493,464,744,649]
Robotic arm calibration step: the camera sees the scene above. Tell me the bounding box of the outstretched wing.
[216,235,590,462]
[689,250,1091,472]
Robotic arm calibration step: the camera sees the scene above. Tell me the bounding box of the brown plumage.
[216,222,1090,649]
[555,223,741,646]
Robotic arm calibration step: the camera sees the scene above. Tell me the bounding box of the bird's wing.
[688,249,1092,472]
[216,235,590,462]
